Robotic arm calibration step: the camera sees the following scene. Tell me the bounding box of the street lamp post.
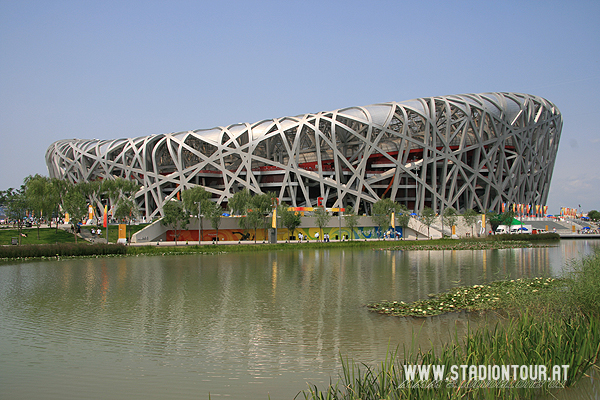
[197,201,202,244]
[338,210,342,241]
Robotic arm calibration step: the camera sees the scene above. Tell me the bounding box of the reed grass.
[298,313,600,400]
[299,250,600,400]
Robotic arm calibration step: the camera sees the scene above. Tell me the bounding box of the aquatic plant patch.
[367,277,562,317]
[381,241,556,252]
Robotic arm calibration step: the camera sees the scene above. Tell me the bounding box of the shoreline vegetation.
[0,229,560,260]
[300,251,600,400]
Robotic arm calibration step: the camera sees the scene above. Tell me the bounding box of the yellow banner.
[118,224,127,240]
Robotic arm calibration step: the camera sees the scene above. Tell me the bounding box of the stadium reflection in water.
[0,240,598,400]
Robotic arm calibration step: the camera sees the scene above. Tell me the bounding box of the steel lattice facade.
[46,92,562,219]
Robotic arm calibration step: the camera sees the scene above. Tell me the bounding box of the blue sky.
[1,0,599,213]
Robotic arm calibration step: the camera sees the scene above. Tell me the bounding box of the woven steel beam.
[46,92,562,219]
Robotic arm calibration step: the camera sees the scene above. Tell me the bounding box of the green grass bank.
[0,226,77,245]
[0,231,559,259]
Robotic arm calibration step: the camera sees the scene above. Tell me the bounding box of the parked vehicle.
[510,225,532,234]
[495,224,532,234]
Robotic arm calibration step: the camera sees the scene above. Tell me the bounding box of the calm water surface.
[1,239,599,399]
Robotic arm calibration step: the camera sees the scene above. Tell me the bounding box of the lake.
[1,239,599,399]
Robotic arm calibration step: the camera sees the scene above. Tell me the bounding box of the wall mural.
[166,226,403,242]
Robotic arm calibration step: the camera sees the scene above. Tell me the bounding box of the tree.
[100,178,140,223]
[204,201,223,242]
[240,208,263,243]
[227,188,252,216]
[114,198,139,243]
[161,201,189,245]
[182,186,211,242]
[63,188,88,243]
[1,186,28,244]
[420,207,437,239]
[279,204,301,240]
[50,178,71,233]
[487,210,515,232]
[114,198,138,222]
[396,204,411,240]
[229,188,254,241]
[343,211,359,241]
[251,192,275,241]
[442,207,458,237]
[24,174,59,239]
[313,206,331,242]
[78,180,102,225]
[371,198,400,239]
[462,209,479,237]
[587,210,600,222]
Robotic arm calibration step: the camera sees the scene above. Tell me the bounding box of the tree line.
[161,188,488,243]
[1,173,518,244]
[0,175,139,244]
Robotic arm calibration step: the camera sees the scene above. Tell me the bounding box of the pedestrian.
[97,228,101,237]
[91,228,96,236]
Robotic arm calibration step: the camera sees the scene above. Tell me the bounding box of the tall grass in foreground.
[298,250,600,400]
[564,251,600,317]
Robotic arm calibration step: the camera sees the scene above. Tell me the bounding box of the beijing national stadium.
[46,92,562,220]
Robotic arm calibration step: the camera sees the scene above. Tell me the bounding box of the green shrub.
[0,243,127,259]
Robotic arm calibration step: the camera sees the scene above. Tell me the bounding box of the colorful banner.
[118,224,127,240]
[103,205,108,228]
